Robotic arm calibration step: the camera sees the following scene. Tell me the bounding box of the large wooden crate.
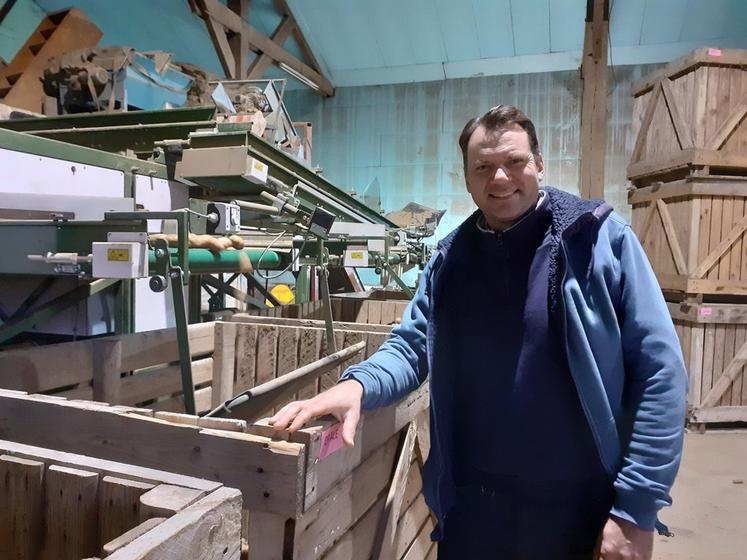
[669,301,747,426]
[0,384,434,559]
[0,436,241,560]
[0,318,436,559]
[630,176,747,300]
[628,48,747,187]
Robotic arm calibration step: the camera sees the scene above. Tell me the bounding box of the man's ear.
[536,153,545,180]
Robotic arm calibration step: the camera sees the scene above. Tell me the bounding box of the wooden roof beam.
[247,15,294,80]
[199,0,334,96]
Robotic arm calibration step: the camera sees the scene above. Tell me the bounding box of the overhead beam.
[199,0,334,96]
[273,0,323,74]
[247,15,294,80]
[579,0,609,199]
[227,0,249,78]
[201,12,236,79]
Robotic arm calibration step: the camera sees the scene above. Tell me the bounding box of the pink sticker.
[318,423,344,460]
[708,48,722,57]
[699,307,713,317]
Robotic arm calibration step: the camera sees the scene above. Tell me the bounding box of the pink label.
[699,307,713,317]
[707,48,722,57]
[318,423,344,460]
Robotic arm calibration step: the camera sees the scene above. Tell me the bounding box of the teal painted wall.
[286,64,658,238]
[0,0,45,63]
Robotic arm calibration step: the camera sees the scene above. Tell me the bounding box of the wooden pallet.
[245,295,411,325]
[628,48,747,187]
[669,301,747,427]
[0,9,102,113]
[0,437,241,560]
[630,177,747,301]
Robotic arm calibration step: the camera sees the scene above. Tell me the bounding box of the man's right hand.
[268,380,364,447]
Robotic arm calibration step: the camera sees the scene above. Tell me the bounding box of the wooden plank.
[368,300,383,325]
[394,495,431,560]
[0,455,44,560]
[708,102,747,150]
[722,324,737,406]
[661,77,695,149]
[579,0,609,199]
[381,302,397,326]
[93,339,123,404]
[231,314,394,334]
[321,496,386,560]
[106,487,242,560]
[199,5,237,79]
[139,484,206,520]
[235,323,259,393]
[628,178,747,204]
[276,326,300,405]
[656,199,688,275]
[294,434,400,560]
[401,517,436,560]
[690,405,747,423]
[692,210,747,279]
[0,393,306,516]
[712,325,727,405]
[356,299,370,324]
[119,358,214,406]
[296,328,323,399]
[256,325,279,388]
[246,15,294,80]
[99,476,155,548]
[631,82,662,164]
[732,326,746,406]
[319,330,345,392]
[42,465,100,560]
[153,411,247,433]
[212,322,238,408]
[102,518,166,558]
[0,439,221,493]
[700,336,747,407]
[702,324,716,403]
[150,386,213,414]
[247,511,289,560]
[374,423,418,560]
[689,324,705,407]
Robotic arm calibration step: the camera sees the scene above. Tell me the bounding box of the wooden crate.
[0,318,435,559]
[0,384,434,559]
[630,177,747,300]
[628,48,747,187]
[0,322,217,413]
[0,436,241,560]
[669,301,747,426]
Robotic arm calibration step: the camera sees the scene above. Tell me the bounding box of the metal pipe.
[147,248,282,273]
[259,190,300,214]
[234,200,280,215]
[205,340,367,421]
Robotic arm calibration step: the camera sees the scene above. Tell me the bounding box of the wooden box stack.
[627,48,747,426]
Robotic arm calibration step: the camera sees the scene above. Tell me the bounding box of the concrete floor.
[654,431,747,560]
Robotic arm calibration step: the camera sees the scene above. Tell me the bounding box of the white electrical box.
[244,157,268,185]
[92,242,148,279]
[209,202,242,234]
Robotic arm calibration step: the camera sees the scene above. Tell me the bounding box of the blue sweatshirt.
[341,187,687,536]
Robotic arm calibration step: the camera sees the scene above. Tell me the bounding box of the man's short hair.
[458,105,541,171]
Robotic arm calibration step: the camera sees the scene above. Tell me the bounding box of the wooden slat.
[402,517,436,560]
[119,358,213,406]
[149,386,213,414]
[708,102,747,150]
[276,326,300,405]
[700,336,747,408]
[93,339,123,404]
[0,391,306,516]
[106,487,242,560]
[374,423,418,560]
[692,211,747,279]
[235,323,258,393]
[231,314,394,334]
[102,517,166,557]
[255,325,279,389]
[321,495,386,560]
[0,455,44,560]
[139,484,206,521]
[212,322,238,408]
[690,405,747,423]
[368,300,383,325]
[247,511,289,559]
[99,475,155,548]
[42,465,100,560]
[660,77,695,149]
[656,199,688,275]
[394,495,431,560]
[294,434,400,560]
[296,328,323,399]
[0,439,221,493]
[631,82,662,163]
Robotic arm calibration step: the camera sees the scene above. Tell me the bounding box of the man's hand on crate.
[268,380,364,447]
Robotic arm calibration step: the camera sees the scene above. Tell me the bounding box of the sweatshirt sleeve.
[610,225,688,530]
[338,262,432,409]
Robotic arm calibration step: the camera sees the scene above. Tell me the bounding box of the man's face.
[465,124,544,230]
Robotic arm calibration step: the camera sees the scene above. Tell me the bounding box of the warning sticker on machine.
[108,248,130,262]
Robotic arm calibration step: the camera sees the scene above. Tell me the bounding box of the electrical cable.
[254,231,310,281]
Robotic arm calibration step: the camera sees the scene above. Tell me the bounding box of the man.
[270,105,687,559]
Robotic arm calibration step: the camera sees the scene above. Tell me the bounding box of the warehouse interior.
[0,0,746,558]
